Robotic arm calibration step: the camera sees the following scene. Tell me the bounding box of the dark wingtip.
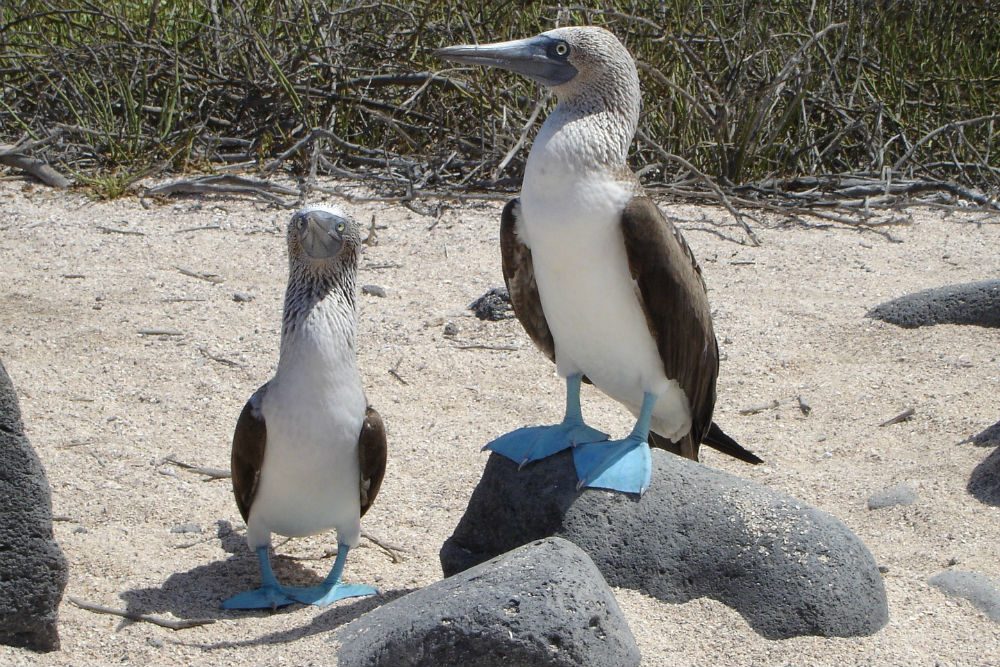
[703,422,763,464]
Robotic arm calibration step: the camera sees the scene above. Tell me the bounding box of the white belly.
[521,175,692,440]
[245,331,366,549]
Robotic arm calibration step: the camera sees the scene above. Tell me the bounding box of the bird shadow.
[189,587,416,650]
[968,446,1000,507]
[119,520,407,640]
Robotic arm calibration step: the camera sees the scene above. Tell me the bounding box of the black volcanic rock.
[866,280,1000,328]
[469,286,512,321]
[0,361,68,652]
[441,449,888,640]
[337,537,639,667]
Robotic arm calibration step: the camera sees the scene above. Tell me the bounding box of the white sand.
[0,177,998,666]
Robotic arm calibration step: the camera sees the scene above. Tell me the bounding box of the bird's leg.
[221,545,297,610]
[572,391,655,495]
[286,544,378,607]
[483,373,608,467]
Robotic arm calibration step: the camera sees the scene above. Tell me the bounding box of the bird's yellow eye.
[555,42,569,57]
[336,222,345,232]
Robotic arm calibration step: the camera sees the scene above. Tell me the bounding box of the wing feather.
[620,197,761,463]
[500,198,556,362]
[358,406,387,518]
[231,385,268,522]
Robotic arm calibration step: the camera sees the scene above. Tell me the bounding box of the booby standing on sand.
[223,205,387,609]
[437,27,760,495]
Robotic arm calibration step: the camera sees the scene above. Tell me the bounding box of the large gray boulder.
[0,361,68,651]
[337,537,639,667]
[866,280,1000,328]
[442,450,888,640]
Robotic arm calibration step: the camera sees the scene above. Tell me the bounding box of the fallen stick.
[97,225,145,236]
[67,596,215,630]
[879,407,915,427]
[0,152,72,188]
[199,347,243,369]
[176,266,224,284]
[739,399,780,415]
[163,455,230,481]
[362,531,407,564]
[454,343,519,352]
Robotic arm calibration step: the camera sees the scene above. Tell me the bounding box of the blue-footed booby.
[223,205,387,610]
[436,27,760,495]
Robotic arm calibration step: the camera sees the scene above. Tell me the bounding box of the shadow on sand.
[119,520,412,647]
[968,446,1000,507]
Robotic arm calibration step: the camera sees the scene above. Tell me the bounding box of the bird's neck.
[277,269,358,377]
[527,76,640,178]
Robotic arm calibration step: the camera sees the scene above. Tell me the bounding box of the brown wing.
[619,197,726,461]
[500,198,556,363]
[231,385,268,522]
[358,405,387,518]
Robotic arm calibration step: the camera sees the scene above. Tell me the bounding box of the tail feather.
[648,423,763,465]
[702,422,763,464]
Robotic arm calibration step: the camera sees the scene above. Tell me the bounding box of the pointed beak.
[294,209,346,259]
[435,35,577,87]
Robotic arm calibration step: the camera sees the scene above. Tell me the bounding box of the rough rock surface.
[441,450,888,639]
[968,446,1000,506]
[929,570,1000,622]
[0,361,68,652]
[967,420,1000,447]
[337,537,639,667]
[867,483,918,509]
[866,280,1000,328]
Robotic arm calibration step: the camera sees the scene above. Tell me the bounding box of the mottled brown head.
[287,205,362,273]
[282,205,362,336]
[436,26,639,114]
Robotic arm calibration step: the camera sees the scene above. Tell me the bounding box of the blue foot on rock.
[287,582,378,607]
[485,421,608,467]
[485,373,608,467]
[573,437,652,495]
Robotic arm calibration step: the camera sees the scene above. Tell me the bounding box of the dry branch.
[68,596,215,631]
[162,455,231,481]
[0,152,72,188]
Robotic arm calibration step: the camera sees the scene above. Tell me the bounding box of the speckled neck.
[279,254,358,358]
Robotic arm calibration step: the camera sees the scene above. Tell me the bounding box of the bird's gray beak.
[435,35,577,87]
[294,210,347,259]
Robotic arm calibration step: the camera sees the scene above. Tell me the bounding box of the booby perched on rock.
[437,27,760,495]
[223,205,387,610]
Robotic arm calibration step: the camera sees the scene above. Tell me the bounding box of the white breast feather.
[520,116,692,441]
[246,298,366,549]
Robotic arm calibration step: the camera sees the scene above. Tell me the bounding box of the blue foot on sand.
[287,582,378,607]
[573,436,652,495]
[222,546,297,610]
[485,421,608,468]
[221,584,297,610]
[286,544,377,607]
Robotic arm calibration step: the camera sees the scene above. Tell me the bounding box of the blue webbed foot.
[287,582,378,607]
[573,436,652,496]
[285,543,375,607]
[223,545,297,610]
[484,421,608,468]
[221,584,296,610]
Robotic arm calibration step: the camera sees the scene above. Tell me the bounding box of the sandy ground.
[0,175,998,666]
